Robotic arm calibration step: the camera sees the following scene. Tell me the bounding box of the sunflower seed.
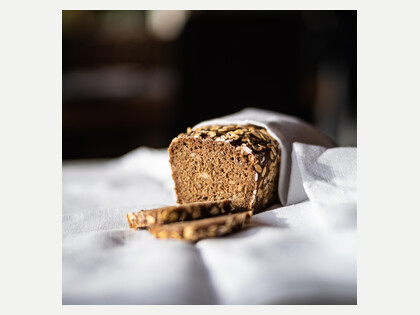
[183,226,196,240]
[179,211,187,221]
[208,225,218,234]
[254,164,262,173]
[157,231,169,238]
[168,212,179,222]
[161,210,169,220]
[170,231,182,239]
[210,206,219,215]
[146,216,156,225]
[271,146,277,155]
[192,208,201,219]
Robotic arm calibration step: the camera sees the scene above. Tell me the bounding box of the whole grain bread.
[168,124,281,213]
[126,200,243,229]
[148,210,253,242]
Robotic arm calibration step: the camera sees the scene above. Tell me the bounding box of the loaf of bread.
[168,124,281,213]
[148,211,253,242]
[126,200,240,229]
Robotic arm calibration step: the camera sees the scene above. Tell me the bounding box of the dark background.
[63,10,356,160]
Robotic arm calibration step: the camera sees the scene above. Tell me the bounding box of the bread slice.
[126,200,242,229]
[168,124,281,213]
[148,211,253,242]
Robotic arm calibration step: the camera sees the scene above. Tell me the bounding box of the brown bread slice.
[148,211,253,242]
[168,124,281,213]
[126,200,240,229]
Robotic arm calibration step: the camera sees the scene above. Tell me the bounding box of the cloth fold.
[193,108,335,205]
[292,143,357,228]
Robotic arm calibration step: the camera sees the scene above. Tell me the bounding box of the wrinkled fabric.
[62,146,356,304]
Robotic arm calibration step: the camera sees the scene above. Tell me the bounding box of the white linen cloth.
[62,144,357,304]
[193,108,335,205]
[292,143,357,229]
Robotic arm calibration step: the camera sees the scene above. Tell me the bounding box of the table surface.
[62,147,357,305]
